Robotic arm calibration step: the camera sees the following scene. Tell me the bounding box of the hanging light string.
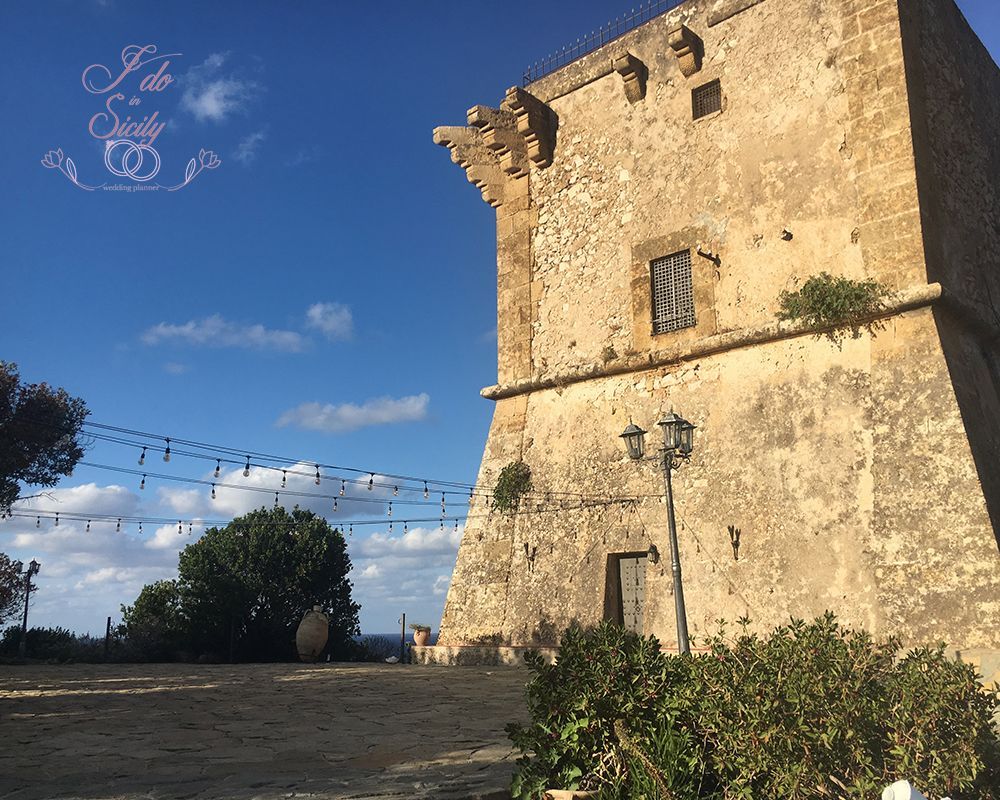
[74,461,481,509]
[1,495,636,534]
[68,419,632,502]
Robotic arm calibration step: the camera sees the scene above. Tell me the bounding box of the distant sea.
[358,632,440,647]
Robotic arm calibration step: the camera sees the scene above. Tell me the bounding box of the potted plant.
[409,623,431,647]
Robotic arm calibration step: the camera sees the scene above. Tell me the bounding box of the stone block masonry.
[428,0,1000,672]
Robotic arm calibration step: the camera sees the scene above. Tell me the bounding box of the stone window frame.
[690,68,726,123]
[629,228,718,353]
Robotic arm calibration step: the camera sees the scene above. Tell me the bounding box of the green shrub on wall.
[777,272,889,341]
[493,461,533,513]
[508,615,1000,800]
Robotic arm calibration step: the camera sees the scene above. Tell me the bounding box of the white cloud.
[305,302,353,341]
[163,362,189,375]
[346,525,463,614]
[180,53,260,123]
[234,129,266,164]
[141,314,305,352]
[276,394,430,434]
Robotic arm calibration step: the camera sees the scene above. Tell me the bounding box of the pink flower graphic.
[41,149,64,169]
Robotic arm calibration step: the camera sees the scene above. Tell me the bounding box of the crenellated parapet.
[434,89,556,208]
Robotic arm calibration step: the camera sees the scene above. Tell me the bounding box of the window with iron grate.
[650,250,696,335]
[692,79,722,119]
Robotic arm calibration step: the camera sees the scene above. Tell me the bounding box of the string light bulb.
[36,516,40,528]
[163,438,171,462]
[387,503,392,518]
[140,474,146,490]
[423,481,429,500]
[314,465,321,486]
[393,485,399,496]
[348,523,353,537]
[389,521,393,534]
[333,498,338,512]
[403,522,408,534]
[274,491,279,508]
[86,520,91,532]
[339,480,345,496]
[243,456,251,478]
[281,470,287,488]
[116,518,121,532]
[454,519,459,532]
[138,522,143,534]
[368,473,374,491]
[177,521,183,535]
[54,513,59,526]
[441,493,446,514]
[214,459,221,478]
[138,447,146,465]
[188,522,192,536]
[211,484,216,500]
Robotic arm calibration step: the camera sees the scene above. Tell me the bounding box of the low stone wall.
[411,645,559,667]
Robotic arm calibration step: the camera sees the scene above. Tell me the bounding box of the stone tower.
[424,0,1000,671]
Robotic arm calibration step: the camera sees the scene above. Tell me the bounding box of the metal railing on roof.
[522,0,687,86]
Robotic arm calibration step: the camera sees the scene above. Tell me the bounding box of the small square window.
[650,250,696,335]
[692,79,722,119]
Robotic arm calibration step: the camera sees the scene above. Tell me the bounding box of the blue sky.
[1,0,997,637]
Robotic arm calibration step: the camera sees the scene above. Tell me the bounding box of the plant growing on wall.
[492,461,533,513]
[777,272,889,342]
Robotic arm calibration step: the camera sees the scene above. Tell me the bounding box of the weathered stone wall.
[433,0,1000,657]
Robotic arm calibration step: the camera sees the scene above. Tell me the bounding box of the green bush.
[777,272,888,341]
[508,615,1000,800]
[506,622,707,799]
[0,625,108,662]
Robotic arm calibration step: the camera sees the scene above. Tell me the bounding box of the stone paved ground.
[0,663,529,800]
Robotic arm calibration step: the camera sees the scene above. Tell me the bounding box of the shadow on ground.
[0,663,528,799]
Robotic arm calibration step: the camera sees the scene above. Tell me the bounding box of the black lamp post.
[620,412,696,655]
[18,559,40,659]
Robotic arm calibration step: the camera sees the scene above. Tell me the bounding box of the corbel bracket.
[612,52,648,104]
[668,24,704,77]
[503,87,557,169]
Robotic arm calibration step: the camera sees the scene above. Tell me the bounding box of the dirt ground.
[0,662,529,799]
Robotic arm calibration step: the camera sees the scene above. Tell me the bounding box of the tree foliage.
[122,507,360,662]
[0,553,25,625]
[119,580,184,661]
[0,362,88,514]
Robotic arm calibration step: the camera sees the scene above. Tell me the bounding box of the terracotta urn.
[295,605,329,662]
[412,628,431,647]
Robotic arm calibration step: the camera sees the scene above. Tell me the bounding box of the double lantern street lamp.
[17,559,41,659]
[620,412,696,655]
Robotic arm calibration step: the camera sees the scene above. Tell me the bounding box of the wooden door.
[618,556,646,633]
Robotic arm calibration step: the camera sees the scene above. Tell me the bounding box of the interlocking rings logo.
[104,139,161,181]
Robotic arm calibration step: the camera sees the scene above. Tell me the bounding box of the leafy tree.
[0,553,25,625]
[0,362,88,514]
[119,579,184,661]
[175,506,359,661]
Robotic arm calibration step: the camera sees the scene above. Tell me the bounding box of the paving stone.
[0,663,528,799]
